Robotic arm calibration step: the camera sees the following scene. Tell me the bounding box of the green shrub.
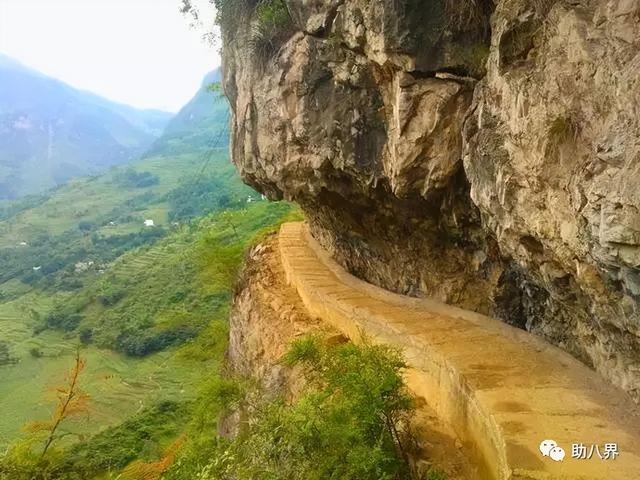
[98,285,126,306]
[77,220,95,232]
[196,338,417,480]
[249,0,295,61]
[115,326,198,357]
[113,167,159,188]
[78,328,93,345]
[255,0,290,26]
[209,0,294,61]
[0,341,17,366]
[44,309,83,332]
[29,347,43,358]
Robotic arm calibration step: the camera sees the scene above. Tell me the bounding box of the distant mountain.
[147,69,229,156]
[0,54,173,199]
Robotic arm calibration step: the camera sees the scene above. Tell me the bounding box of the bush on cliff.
[247,0,295,61]
[201,0,295,61]
[181,337,421,480]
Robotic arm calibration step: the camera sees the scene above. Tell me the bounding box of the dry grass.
[547,115,579,144]
[444,0,492,32]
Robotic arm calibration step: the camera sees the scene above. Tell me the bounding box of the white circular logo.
[539,439,557,457]
[549,446,566,462]
[539,440,565,462]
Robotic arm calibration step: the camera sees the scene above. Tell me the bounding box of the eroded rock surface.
[464,0,640,397]
[221,0,640,400]
[223,0,497,312]
[228,238,318,395]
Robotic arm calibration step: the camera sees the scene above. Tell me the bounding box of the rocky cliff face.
[221,0,640,401]
[228,238,319,394]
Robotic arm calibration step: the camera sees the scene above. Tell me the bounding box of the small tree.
[0,340,16,366]
[25,348,90,458]
[1,350,91,478]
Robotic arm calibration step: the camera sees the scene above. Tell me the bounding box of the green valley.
[0,54,172,199]
[0,200,299,456]
[0,69,301,478]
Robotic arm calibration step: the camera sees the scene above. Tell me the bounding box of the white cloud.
[0,0,220,112]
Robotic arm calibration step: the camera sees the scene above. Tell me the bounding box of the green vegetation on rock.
[165,337,427,480]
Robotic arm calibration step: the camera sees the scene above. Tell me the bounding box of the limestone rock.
[221,0,640,401]
[464,0,640,399]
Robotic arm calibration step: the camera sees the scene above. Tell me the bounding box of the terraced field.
[0,201,301,454]
[110,240,190,277]
[0,148,238,249]
[0,334,196,450]
[0,230,208,449]
[0,280,203,449]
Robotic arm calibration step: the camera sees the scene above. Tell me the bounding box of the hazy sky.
[0,0,219,112]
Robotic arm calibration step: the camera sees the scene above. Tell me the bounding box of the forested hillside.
[148,70,229,155]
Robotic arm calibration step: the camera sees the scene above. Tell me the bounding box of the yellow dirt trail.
[279,222,640,480]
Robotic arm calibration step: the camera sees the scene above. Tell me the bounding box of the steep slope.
[0,54,172,199]
[219,0,640,403]
[148,69,229,155]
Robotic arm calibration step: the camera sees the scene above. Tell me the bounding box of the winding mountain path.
[278,222,640,480]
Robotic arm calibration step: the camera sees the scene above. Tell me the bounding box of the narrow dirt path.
[279,222,640,480]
